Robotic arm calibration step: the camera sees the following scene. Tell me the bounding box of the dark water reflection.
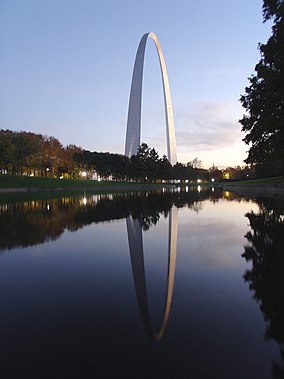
[0,189,283,378]
[242,197,284,378]
[0,188,221,251]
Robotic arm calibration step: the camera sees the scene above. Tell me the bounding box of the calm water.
[0,189,283,379]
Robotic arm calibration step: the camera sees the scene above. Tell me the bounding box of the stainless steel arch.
[126,206,178,341]
[125,32,177,165]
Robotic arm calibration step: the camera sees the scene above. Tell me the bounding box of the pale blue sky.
[0,0,271,168]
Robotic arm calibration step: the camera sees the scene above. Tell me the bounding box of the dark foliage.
[1,130,210,181]
[239,0,284,177]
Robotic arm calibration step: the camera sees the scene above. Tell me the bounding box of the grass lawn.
[0,174,138,189]
[224,176,284,185]
[0,174,171,202]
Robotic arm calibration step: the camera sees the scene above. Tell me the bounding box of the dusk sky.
[0,0,272,168]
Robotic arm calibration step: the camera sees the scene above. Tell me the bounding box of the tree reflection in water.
[0,187,223,251]
[242,198,284,378]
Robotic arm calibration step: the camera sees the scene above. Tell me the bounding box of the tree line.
[0,129,252,182]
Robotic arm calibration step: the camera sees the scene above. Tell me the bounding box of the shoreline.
[0,183,175,193]
[222,183,284,198]
[1,180,284,199]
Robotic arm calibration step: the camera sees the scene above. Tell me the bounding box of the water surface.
[0,189,283,378]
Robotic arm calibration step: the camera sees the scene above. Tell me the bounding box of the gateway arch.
[125,32,177,165]
[126,206,178,341]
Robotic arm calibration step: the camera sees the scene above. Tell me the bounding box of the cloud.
[175,101,242,152]
[178,217,245,269]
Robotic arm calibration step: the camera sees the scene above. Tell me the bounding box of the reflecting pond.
[0,188,283,378]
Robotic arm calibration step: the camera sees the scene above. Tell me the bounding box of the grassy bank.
[222,176,284,199]
[1,174,283,189]
[0,175,173,193]
[223,176,284,186]
[0,174,133,189]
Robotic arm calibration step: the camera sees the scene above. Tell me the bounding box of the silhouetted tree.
[239,0,284,177]
[188,157,202,169]
[127,154,147,181]
[172,163,187,180]
[136,143,150,162]
[208,165,223,181]
[64,144,82,178]
[0,130,16,173]
[159,155,172,180]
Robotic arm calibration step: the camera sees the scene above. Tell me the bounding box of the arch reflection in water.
[126,207,178,341]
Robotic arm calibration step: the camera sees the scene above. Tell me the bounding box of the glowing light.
[211,178,215,182]
[197,179,201,183]
[83,197,87,206]
[197,185,201,192]
[186,186,189,192]
[81,171,87,177]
